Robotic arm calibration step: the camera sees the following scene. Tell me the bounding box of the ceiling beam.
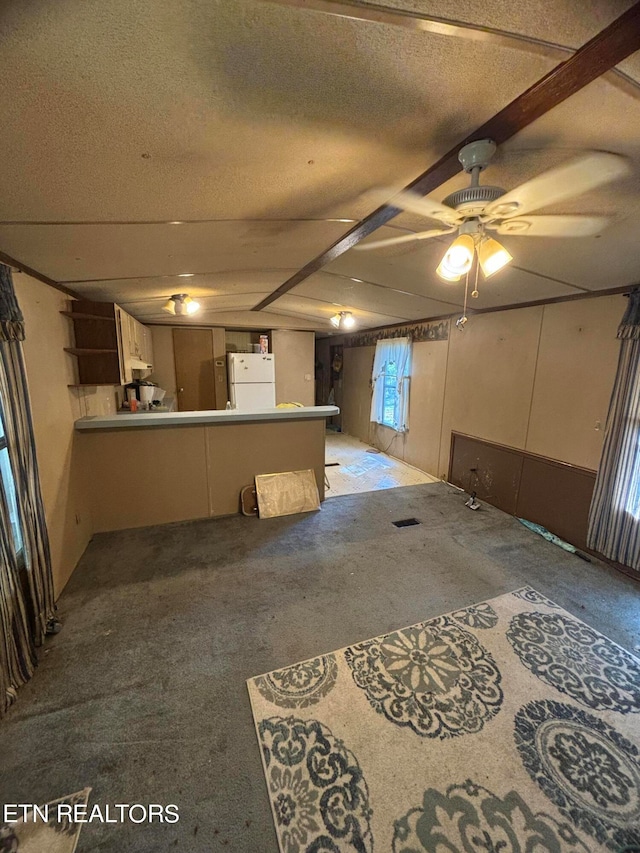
[253,1,640,312]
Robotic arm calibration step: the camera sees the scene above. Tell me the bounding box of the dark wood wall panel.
[516,457,595,553]
[449,432,596,553]
[448,433,523,516]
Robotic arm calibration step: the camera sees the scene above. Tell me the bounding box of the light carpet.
[247,587,640,852]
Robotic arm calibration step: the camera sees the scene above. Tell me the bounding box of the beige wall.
[271,330,315,406]
[341,346,375,441]
[339,294,624,479]
[82,425,210,531]
[438,307,543,474]
[526,298,621,468]
[84,418,326,530]
[404,339,449,477]
[206,419,325,516]
[149,325,177,397]
[14,273,95,596]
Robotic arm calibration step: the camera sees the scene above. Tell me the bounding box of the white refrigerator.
[228,353,276,409]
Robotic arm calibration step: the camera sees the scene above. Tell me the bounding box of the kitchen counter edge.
[75,405,340,430]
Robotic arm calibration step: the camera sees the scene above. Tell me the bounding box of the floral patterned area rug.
[247,587,640,853]
[1,789,91,853]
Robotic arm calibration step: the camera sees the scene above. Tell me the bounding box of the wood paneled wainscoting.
[448,432,596,553]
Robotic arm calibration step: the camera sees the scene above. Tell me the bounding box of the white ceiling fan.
[356,140,629,282]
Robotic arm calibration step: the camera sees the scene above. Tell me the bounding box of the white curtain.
[370,337,412,432]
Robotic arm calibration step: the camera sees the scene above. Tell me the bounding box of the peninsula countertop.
[75,405,340,430]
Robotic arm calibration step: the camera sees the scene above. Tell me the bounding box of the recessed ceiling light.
[178,273,194,277]
[350,278,363,283]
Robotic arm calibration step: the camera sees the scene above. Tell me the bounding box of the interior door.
[173,328,216,411]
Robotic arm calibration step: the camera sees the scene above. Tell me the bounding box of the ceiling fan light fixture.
[478,237,513,278]
[330,311,355,329]
[162,293,201,316]
[435,260,461,282]
[437,234,475,281]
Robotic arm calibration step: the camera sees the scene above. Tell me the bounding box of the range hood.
[131,358,153,370]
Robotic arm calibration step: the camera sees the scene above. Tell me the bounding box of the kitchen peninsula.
[76,405,339,531]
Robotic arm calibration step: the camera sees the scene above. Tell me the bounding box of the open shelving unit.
[62,301,123,386]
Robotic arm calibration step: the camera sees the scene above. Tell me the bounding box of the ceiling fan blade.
[355,227,456,251]
[488,215,609,237]
[485,152,629,218]
[368,188,463,225]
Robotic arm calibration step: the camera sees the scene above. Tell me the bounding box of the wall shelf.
[64,347,118,356]
[60,311,116,322]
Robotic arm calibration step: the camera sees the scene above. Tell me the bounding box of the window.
[0,409,23,557]
[381,360,399,429]
[370,337,412,432]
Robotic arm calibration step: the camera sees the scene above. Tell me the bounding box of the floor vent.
[392,518,421,528]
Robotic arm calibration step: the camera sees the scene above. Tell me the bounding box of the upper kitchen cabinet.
[63,300,153,386]
[141,325,154,366]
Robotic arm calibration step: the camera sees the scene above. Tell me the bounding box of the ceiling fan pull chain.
[472,255,480,299]
[456,271,470,331]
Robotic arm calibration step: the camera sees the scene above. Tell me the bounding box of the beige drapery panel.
[0,264,55,715]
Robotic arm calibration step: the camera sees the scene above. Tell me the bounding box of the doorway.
[173,328,216,411]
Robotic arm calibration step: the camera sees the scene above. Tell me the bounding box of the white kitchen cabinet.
[115,306,134,384]
[116,307,154,378]
[142,326,154,365]
[130,314,142,359]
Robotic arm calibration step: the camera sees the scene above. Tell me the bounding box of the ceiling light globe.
[436,261,462,282]
[442,234,475,275]
[186,300,200,314]
[330,314,341,328]
[478,236,513,278]
[341,313,355,329]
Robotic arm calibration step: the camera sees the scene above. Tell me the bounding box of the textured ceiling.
[0,0,639,333]
[376,0,635,48]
